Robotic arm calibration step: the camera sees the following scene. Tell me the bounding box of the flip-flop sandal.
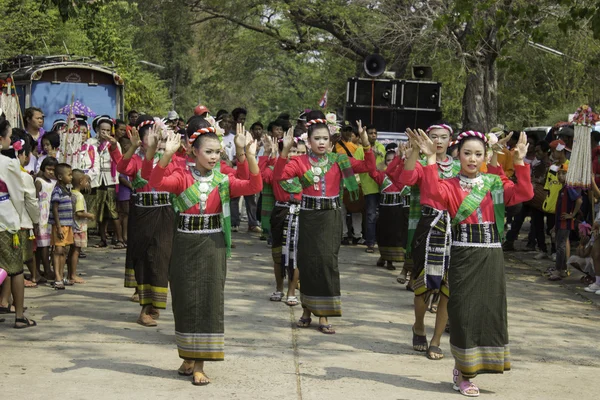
[191,372,210,386]
[318,324,336,334]
[178,365,194,376]
[0,306,15,314]
[285,296,299,306]
[426,345,444,360]
[24,280,38,288]
[397,273,407,284]
[14,316,37,329]
[113,241,126,249]
[365,247,375,253]
[269,291,284,301]
[296,317,312,328]
[453,380,480,397]
[412,327,427,352]
[53,281,66,290]
[94,240,108,248]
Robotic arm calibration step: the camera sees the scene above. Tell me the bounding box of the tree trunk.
[461,53,497,132]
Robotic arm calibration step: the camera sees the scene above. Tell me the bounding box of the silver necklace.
[458,174,484,192]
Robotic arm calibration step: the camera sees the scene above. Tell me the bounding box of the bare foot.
[70,276,86,284]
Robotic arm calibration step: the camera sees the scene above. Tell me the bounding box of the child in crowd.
[36,131,61,172]
[68,169,94,284]
[35,156,58,280]
[14,132,41,287]
[542,139,570,261]
[568,223,595,285]
[49,163,74,289]
[549,165,582,281]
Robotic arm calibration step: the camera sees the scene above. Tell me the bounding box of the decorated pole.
[566,105,599,189]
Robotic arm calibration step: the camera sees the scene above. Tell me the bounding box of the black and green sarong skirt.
[123,195,137,288]
[449,223,511,378]
[131,192,174,309]
[297,196,343,317]
[170,214,227,361]
[376,193,408,262]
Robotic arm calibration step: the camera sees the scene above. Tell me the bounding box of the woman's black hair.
[39,156,58,173]
[186,116,219,149]
[385,142,398,152]
[12,128,35,153]
[305,110,328,138]
[135,115,154,140]
[24,107,43,128]
[1,127,30,159]
[0,119,11,139]
[42,131,61,149]
[457,135,486,152]
[536,140,550,153]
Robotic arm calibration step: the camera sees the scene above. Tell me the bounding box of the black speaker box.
[347,78,398,107]
[400,81,441,111]
[344,106,442,133]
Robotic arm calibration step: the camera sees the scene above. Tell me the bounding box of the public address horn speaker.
[364,54,386,77]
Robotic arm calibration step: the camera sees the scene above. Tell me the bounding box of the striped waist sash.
[0,193,9,202]
[178,213,222,234]
[380,192,409,207]
[421,205,441,216]
[134,191,171,207]
[452,223,501,248]
[301,195,341,211]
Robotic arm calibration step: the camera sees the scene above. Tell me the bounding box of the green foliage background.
[2,0,600,129]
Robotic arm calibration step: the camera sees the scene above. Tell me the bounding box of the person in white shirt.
[0,122,37,328]
[91,115,124,248]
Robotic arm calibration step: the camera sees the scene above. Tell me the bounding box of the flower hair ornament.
[8,139,24,156]
[205,115,225,137]
[426,124,454,135]
[188,127,216,145]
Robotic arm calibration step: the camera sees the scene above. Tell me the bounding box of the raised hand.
[246,139,258,157]
[399,141,412,159]
[356,120,369,147]
[407,128,436,157]
[271,137,279,158]
[129,128,142,149]
[512,132,529,164]
[146,125,160,150]
[164,131,181,155]
[100,132,117,147]
[492,131,513,154]
[234,123,246,149]
[282,127,295,152]
[262,134,272,156]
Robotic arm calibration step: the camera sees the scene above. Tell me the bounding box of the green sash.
[406,158,461,257]
[279,177,303,194]
[299,153,360,200]
[131,171,148,190]
[261,180,274,233]
[171,170,232,257]
[452,174,505,238]
[130,152,165,190]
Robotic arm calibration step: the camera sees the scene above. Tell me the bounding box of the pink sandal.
[453,380,480,397]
